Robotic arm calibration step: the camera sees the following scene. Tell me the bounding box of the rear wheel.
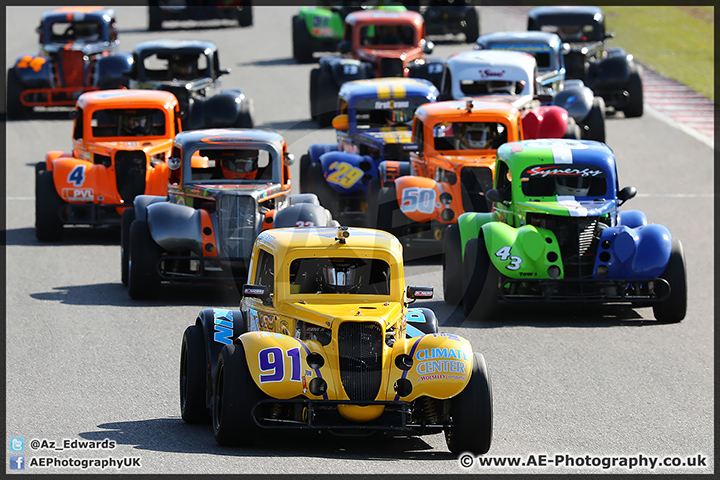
[180,325,209,423]
[316,69,339,127]
[584,96,606,143]
[212,343,264,446]
[35,170,64,241]
[309,68,321,120]
[462,235,499,321]
[652,239,687,323]
[563,116,582,139]
[376,183,400,237]
[148,6,163,31]
[443,224,463,306]
[120,208,135,286]
[237,1,253,27]
[463,7,480,43]
[445,352,493,454]
[7,68,29,120]
[624,68,644,118]
[365,177,381,229]
[308,162,335,212]
[127,219,162,300]
[299,154,312,193]
[292,15,314,63]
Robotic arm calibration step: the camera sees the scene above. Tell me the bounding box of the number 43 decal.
[495,246,522,270]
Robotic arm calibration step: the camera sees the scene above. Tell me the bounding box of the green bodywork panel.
[481,222,563,279]
[299,5,406,40]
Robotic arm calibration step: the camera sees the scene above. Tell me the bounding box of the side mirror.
[605,32,615,40]
[406,285,433,300]
[242,284,273,306]
[421,39,434,54]
[284,152,295,166]
[69,110,78,119]
[332,114,349,131]
[561,42,571,54]
[485,188,505,204]
[168,156,181,170]
[219,68,231,76]
[338,40,351,54]
[617,185,636,206]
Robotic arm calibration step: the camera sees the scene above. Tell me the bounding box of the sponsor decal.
[62,188,94,201]
[244,287,266,295]
[213,309,233,345]
[259,312,274,330]
[525,165,604,178]
[416,347,469,361]
[311,27,334,37]
[247,308,259,331]
[374,100,410,109]
[480,69,505,78]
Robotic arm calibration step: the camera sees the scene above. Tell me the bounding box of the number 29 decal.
[327,161,363,188]
[495,246,522,270]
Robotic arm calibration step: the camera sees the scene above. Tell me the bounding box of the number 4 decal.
[495,246,522,270]
[67,165,86,187]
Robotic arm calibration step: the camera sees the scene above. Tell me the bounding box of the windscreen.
[520,164,608,197]
[91,108,166,137]
[288,257,391,295]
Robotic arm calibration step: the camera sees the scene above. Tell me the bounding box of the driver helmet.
[122,114,150,135]
[170,54,196,79]
[220,150,259,180]
[486,80,517,95]
[558,25,583,41]
[72,22,99,40]
[389,108,413,125]
[319,259,361,294]
[555,175,592,196]
[459,123,491,149]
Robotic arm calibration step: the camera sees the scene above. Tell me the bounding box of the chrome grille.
[218,195,256,259]
[338,322,383,401]
[114,151,147,203]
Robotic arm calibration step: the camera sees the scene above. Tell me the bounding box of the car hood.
[87,138,173,153]
[517,197,617,217]
[282,300,403,330]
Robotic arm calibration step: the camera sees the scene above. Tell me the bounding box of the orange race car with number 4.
[35,89,181,241]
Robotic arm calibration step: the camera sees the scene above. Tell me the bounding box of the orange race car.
[34,89,181,241]
[369,97,569,257]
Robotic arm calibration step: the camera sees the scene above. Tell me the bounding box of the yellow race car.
[180,226,493,454]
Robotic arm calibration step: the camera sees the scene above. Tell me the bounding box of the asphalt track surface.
[4,5,715,475]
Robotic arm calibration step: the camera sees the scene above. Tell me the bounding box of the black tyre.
[7,68,29,120]
[236,108,254,128]
[180,325,210,423]
[624,68,644,118]
[563,116,582,139]
[461,235,499,321]
[35,170,64,241]
[463,7,480,44]
[120,208,135,286]
[299,154,312,193]
[237,1,253,27]
[443,224,464,306]
[309,68,321,120]
[127,219,162,300]
[308,161,335,212]
[376,183,400,236]
[445,352,493,455]
[316,69,339,128]
[583,96,606,143]
[292,15,315,63]
[652,238,687,323]
[365,177,381,228]
[148,6,163,31]
[212,343,264,446]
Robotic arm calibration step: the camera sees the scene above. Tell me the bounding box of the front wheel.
[35,170,64,241]
[445,352,493,454]
[237,1,253,27]
[462,235,499,321]
[298,154,312,194]
[443,224,464,305]
[180,325,210,423]
[463,6,480,43]
[212,343,264,446]
[583,96,606,143]
[365,177,381,229]
[292,15,314,63]
[652,238,687,323]
[316,69,339,128]
[7,68,29,120]
[127,219,162,300]
[376,183,400,237]
[120,208,135,286]
[623,68,644,118]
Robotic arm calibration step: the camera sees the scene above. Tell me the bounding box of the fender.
[618,209,647,229]
[45,151,74,170]
[377,160,411,185]
[481,222,563,279]
[405,307,439,337]
[553,85,593,123]
[12,55,52,88]
[198,90,246,128]
[522,105,569,139]
[587,55,632,89]
[394,175,447,224]
[319,151,376,194]
[197,308,247,388]
[273,203,334,228]
[308,143,338,165]
[326,57,371,85]
[94,52,133,89]
[389,333,473,401]
[51,158,120,204]
[146,201,205,254]
[133,194,166,221]
[457,211,494,255]
[593,224,671,279]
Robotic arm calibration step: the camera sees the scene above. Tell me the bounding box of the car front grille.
[338,322,383,401]
[526,214,608,279]
[218,195,256,259]
[380,58,404,78]
[460,166,493,213]
[114,151,147,204]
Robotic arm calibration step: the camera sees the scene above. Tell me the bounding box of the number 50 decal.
[258,347,301,383]
[400,187,436,214]
[495,246,522,270]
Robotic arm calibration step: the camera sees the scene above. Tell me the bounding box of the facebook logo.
[9,455,24,470]
[9,437,25,452]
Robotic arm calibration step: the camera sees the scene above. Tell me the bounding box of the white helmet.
[555,175,592,196]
